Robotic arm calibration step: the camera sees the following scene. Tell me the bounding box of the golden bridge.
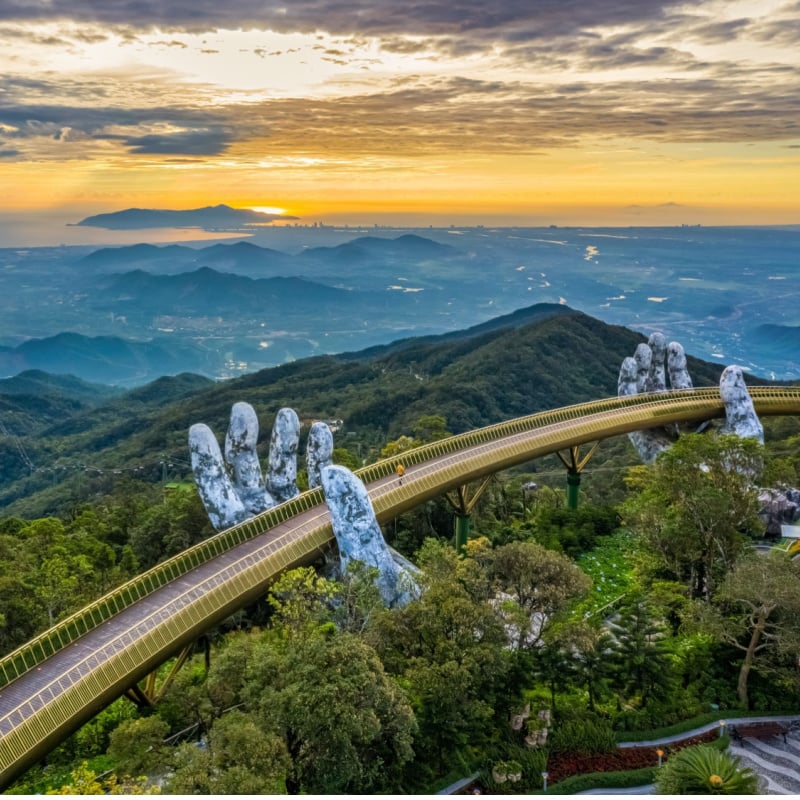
[0,386,798,788]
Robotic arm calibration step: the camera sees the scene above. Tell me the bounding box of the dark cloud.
[0,0,687,40]
[2,57,799,161]
[0,148,20,157]
[124,129,231,154]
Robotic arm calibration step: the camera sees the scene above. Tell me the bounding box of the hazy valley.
[0,225,798,386]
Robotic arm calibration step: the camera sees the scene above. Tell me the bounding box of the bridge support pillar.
[566,471,581,511]
[454,514,471,553]
[126,642,195,708]
[445,476,493,552]
[556,443,600,511]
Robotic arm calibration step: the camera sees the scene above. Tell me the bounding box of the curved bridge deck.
[0,387,798,787]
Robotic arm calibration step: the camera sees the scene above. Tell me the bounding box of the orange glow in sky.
[0,0,798,240]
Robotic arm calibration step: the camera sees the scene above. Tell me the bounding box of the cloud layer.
[0,0,797,223]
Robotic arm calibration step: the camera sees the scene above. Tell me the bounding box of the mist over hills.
[0,332,216,386]
[0,225,798,388]
[0,304,738,517]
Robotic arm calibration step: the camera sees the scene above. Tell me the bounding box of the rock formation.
[758,487,800,536]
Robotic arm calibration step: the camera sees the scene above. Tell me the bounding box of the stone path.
[577,717,800,796]
[729,725,800,795]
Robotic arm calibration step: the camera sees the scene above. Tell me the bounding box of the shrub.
[549,716,617,755]
[549,766,656,794]
[655,744,759,794]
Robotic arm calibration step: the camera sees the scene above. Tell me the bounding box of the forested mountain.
[0,304,739,517]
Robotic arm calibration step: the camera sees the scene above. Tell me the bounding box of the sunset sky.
[0,0,799,240]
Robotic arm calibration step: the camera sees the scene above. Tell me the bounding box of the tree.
[107,716,171,778]
[243,631,416,794]
[332,446,360,470]
[34,550,92,626]
[698,551,800,708]
[178,572,416,795]
[47,762,159,795]
[370,540,511,779]
[568,624,617,712]
[167,710,288,794]
[412,414,451,443]
[606,596,675,707]
[622,434,763,601]
[655,744,759,794]
[266,566,340,633]
[490,540,591,648]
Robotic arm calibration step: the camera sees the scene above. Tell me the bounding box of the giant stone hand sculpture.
[189,403,418,607]
[617,335,800,538]
[618,333,763,464]
[189,403,310,528]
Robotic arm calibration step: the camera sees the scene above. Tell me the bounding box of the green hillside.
[0,305,748,517]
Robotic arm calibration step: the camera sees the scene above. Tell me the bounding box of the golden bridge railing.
[0,386,797,691]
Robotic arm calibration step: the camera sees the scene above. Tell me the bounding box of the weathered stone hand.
[618,334,763,464]
[189,402,332,530]
[190,403,418,607]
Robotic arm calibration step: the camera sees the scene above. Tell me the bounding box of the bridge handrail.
[0,385,796,689]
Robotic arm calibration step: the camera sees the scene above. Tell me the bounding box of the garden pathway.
[728,726,800,795]
[578,715,800,796]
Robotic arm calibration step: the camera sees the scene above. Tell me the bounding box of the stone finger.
[306,421,334,489]
[646,332,667,392]
[633,344,652,394]
[224,402,276,514]
[267,407,301,503]
[667,341,693,390]
[189,423,250,530]
[719,365,764,442]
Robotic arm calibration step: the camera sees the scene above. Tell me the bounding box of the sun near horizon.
[0,0,797,241]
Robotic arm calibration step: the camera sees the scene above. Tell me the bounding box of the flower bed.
[547,729,719,785]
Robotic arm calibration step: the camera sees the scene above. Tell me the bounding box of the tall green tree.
[371,540,511,779]
[606,596,675,707]
[698,552,800,708]
[622,434,763,601]
[490,540,591,648]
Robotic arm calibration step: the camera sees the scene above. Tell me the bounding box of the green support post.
[454,514,471,553]
[557,443,599,511]
[566,471,581,510]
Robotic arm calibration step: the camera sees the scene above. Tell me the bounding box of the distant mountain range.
[73,204,298,230]
[0,333,215,386]
[96,267,368,317]
[77,234,456,283]
[3,226,799,387]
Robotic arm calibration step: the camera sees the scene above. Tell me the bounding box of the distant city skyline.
[0,0,798,243]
